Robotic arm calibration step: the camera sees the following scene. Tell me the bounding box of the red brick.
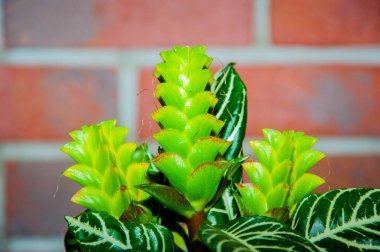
[0,66,117,140]
[4,0,252,48]
[272,0,380,45]
[5,161,84,236]
[239,65,380,136]
[312,155,380,192]
[243,155,380,193]
[138,69,160,140]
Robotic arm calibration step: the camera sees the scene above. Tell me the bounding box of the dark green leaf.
[66,211,175,252]
[212,63,247,163]
[208,64,247,225]
[64,227,81,252]
[290,188,380,251]
[206,156,248,224]
[206,187,238,225]
[136,183,195,218]
[199,216,319,251]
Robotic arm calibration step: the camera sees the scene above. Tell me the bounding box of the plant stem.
[187,211,208,251]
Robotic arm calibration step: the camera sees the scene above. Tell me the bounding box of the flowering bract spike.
[235,129,325,221]
[145,46,233,214]
[61,120,151,219]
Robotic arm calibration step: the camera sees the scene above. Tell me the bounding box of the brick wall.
[1,0,380,251]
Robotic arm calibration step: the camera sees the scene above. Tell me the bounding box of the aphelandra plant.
[62,46,380,252]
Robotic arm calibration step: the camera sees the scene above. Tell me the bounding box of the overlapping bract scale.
[155,46,213,96]
[61,120,151,219]
[145,46,234,215]
[235,128,325,221]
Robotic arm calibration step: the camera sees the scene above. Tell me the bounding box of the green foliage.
[61,45,379,252]
[290,188,380,251]
[61,120,151,219]
[136,183,195,218]
[66,211,175,252]
[211,63,247,162]
[235,129,325,221]
[199,216,319,252]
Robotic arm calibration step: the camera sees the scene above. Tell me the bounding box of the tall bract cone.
[143,46,234,215]
[235,128,325,221]
[61,120,151,219]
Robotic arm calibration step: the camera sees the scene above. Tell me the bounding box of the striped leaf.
[66,211,174,252]
[206,187,239,225]
[206,156,248,226]
[64,227,80,252]
[212,63,247,162]
[208,64,247,225]
[199,216,319,252]
[290,188,380,251]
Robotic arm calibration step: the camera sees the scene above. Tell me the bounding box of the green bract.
[235,129,325,221]
[141,46,236,215]
[61,120,151,219]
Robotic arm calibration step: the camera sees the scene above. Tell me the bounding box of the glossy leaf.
[64,228,81,252]
[207,156,248,209]
[66,211,175,252]
[290,188,380,251]
[212,63,247,162]
[206,187,239,225]
[206,156,248,225]
[199,216,319,252]
[206,64,248,225]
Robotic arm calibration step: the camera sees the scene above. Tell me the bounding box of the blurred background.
[0,0,380,251]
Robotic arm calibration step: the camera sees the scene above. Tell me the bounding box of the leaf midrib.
[211,225,259,252]
[67,215,131,250]
[309,215,380,243]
